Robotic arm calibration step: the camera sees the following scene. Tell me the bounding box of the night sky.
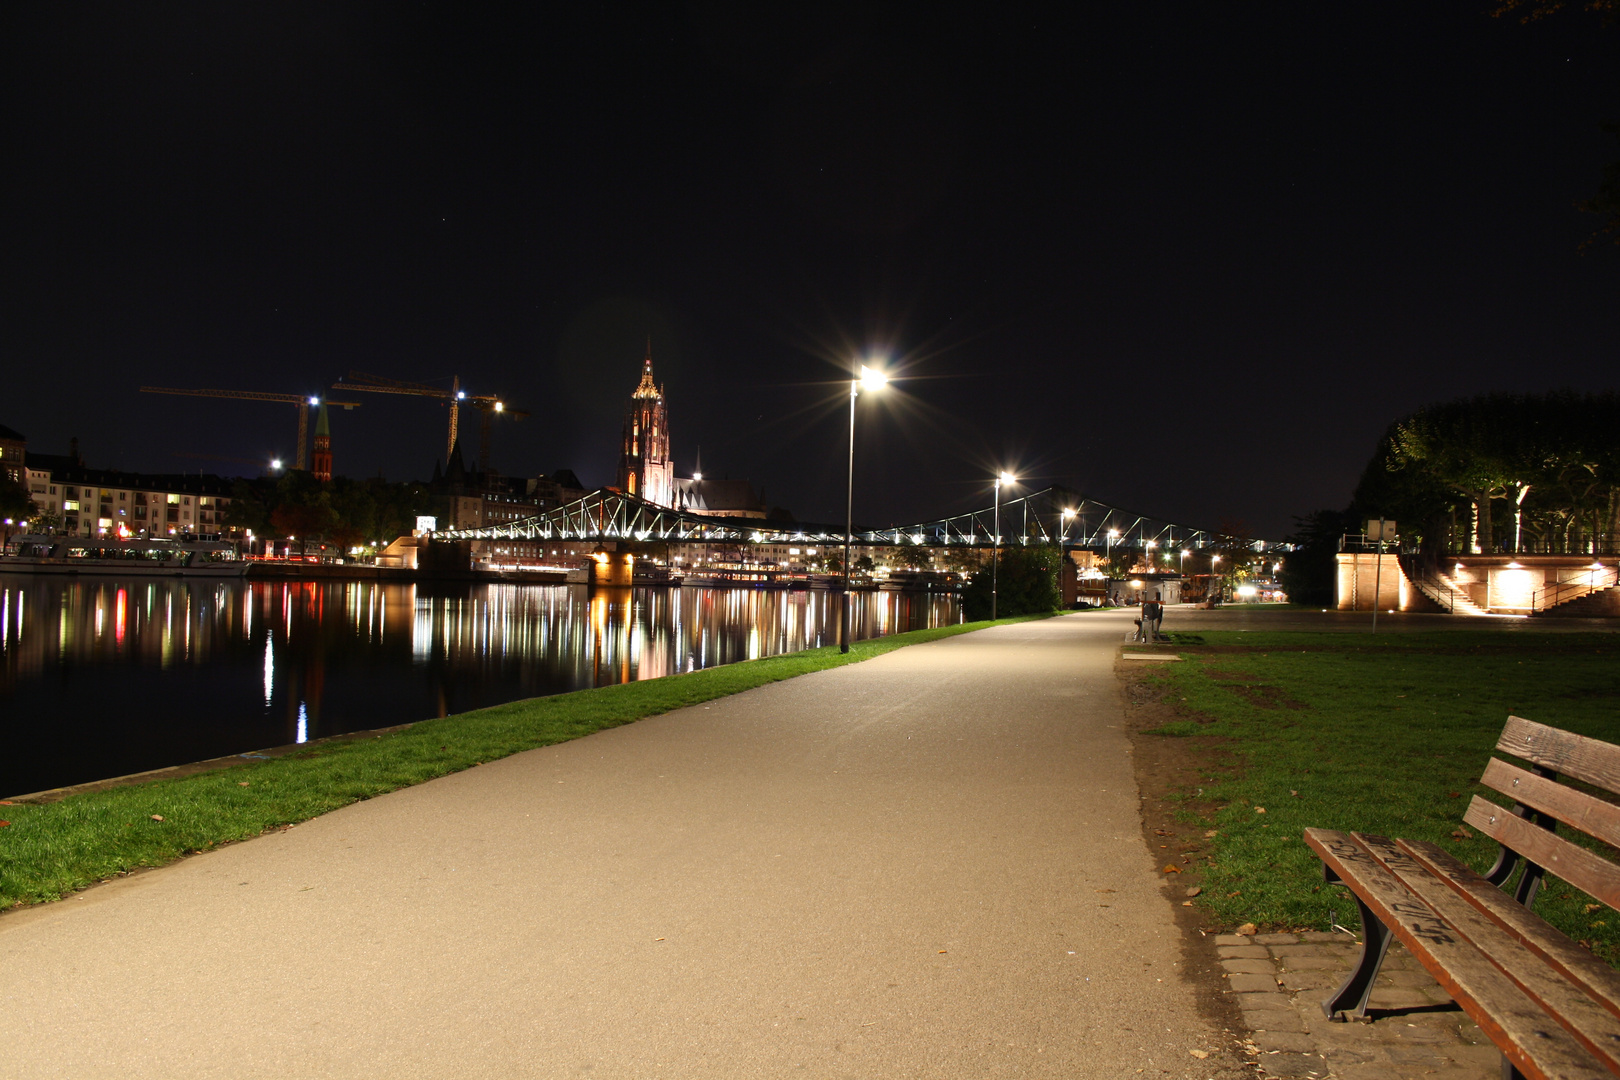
[4,4,1617,538]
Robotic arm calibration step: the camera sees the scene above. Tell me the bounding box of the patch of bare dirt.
[1218,683,1307,710]
[1117,661,1257,1067]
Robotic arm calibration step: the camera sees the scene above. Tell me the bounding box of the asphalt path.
[0,611,1234,1079]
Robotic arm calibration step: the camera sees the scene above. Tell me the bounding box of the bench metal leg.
[1502,1053,1526,1080]
[1322,887,1393,1021]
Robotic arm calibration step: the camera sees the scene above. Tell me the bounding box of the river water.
[0,575,960,798]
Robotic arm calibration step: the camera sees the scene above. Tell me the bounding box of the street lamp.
[992,471,1016,619]
[842,363,888,653]
[1211,554,1221,603]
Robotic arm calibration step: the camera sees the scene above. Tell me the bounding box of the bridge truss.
[436,486,1244,553]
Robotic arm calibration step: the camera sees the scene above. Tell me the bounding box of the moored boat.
[0,535,248,577]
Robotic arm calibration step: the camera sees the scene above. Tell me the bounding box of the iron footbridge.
[435,486,1240,552]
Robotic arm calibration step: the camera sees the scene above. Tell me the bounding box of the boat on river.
[0,534,248,577]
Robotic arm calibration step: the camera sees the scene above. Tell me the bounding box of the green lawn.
[1141,630,1620,962]
[0,614,1052,910]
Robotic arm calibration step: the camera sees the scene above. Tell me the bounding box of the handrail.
[1529,567,1619,614]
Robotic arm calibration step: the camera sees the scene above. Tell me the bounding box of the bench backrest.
[1463,715,1620,912]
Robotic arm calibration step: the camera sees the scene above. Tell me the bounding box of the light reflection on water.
[0,575,959,797]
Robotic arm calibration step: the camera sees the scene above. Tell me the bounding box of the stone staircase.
[1535,582,1620,618]
[1409,570,1487,616]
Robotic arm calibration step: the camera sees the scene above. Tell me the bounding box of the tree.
[962,544,1062,620]
[1353,391,1620,555]
[1280,509,1358,607]
[0,475,36,525]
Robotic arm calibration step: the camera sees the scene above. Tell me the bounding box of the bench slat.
[1356,833,1620,1071]
[1482,757,1620,858]
[1501,716,1620,797]
[1399,838,1620,1023]
[1306,827,1611,1080]
[1465,796,1620,911]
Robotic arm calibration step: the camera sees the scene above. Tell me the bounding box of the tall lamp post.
[992,471,1015,619]
[841,364,888,653]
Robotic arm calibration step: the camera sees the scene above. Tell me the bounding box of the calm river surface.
[0,575,960,797]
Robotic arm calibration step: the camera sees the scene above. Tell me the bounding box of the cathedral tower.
[311,401,333,483]
[617,344,672,506]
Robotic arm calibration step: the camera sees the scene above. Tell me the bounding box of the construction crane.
[330,371,528,469]
[139,388,362,471]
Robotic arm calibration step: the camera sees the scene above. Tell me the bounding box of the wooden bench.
[1304,716,1620,1080]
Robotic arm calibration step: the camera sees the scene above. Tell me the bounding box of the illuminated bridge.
[435,486,1252,553]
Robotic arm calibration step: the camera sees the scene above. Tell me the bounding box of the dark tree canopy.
[962,545,1062,621]
[1352,390,1620,554]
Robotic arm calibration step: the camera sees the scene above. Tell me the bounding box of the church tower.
[311,401,333,483]
[617,343,673,506]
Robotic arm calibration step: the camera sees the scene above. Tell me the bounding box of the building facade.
[22,458,240,540]
[617,347,673,506]
[0,424,24,487]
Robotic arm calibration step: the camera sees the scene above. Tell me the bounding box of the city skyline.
[3,6,1617,538]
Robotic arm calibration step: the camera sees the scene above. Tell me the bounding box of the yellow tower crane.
[330,372,528,469]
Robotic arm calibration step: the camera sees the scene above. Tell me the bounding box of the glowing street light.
[841,363,889,653]
[992,471,1016,619]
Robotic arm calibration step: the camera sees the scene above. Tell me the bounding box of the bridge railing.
[434,485,1251,552]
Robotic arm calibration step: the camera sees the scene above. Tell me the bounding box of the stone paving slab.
[1217,931,1503,1079]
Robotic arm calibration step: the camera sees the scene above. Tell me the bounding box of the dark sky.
[4,4,1617,538]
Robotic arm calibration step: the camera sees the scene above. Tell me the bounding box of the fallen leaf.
[1227,891,1242,898]
[0,821,10,828]
[1448,791,1462,798]
[938,950,947,954]
[0,800,14,805]
[1181,900,1194,906]
[150,814,164,822]
[1204,830,1218,838]
[1189,1048,1209,1059]
[1163,864,1182,874]
[238,781,251,787]
[1450,826,1473,840]
[1094,888,1115,893]
[1289,790,1299,797]
[1185,886,1202,898]
[1254,807,1266,814]
[655,937,666,941]
[1236,922,1258,935]
[1585,904,1602,914]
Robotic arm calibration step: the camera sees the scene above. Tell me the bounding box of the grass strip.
[0,614,1053,910]
[1140,630,1620,963]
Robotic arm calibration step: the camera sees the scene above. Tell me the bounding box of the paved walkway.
[0,614,1244,1079]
